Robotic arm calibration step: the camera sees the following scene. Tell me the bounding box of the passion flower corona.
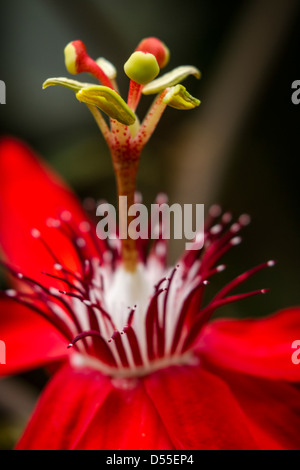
[0,37,299,450]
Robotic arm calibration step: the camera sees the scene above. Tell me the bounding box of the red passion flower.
[0,37,299,450]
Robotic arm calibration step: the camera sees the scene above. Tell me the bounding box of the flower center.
[105,264,153,331]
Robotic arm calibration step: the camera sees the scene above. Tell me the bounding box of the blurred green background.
[0,0,299,449]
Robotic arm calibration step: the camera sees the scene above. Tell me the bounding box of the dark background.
[0,0,299,448]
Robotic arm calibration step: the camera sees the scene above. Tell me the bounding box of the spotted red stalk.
[50,37,199,272]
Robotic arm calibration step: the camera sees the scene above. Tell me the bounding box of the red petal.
[199,307,300,382]
[16,363,173,450]
[0,138,91,286]
[0,299,68,376]
[16,363,112,450]
[74,377,174,450]
[144,364,258,449]
[207,365,300,449]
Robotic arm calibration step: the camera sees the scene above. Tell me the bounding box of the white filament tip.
[231,236,242,246]
[31,228,41,239]
[209,204,222,217]
[5,289,16,297]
